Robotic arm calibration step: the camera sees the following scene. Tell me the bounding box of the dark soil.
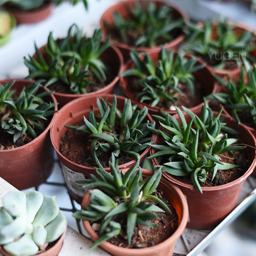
[107,189,178,248]
[126,76,204,110]
[60,121,134,168]
[226,109,255,129]
[48,58,115,95]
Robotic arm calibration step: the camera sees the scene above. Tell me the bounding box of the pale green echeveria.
[0,191,67,256]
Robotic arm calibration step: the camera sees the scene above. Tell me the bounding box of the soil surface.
[126,76,204,110]
[60,121,135,168]
[107,189,178,248]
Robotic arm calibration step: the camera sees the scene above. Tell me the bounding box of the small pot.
[81,169,188,256]
[3,2,52,24]
[33,44,124,108]
[120,51,218,116]
[0,12,16,47]
[100,0,188,62]
[50,94,156,203]
[0,79,58,190]
[150,109,256,230]
[0,231,66,256]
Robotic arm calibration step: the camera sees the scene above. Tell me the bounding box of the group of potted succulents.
[1,0,256,255]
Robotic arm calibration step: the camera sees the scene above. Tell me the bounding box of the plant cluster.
[120,47,205,109]
[0,80,57,143]
[24,25,111,94]
[207,65,256,127]
[105,1,184,47]
[73,155,170,249]
[0,0,88,11]
[0,190,67,256]
[182,18,256,69]
[148,101,245,193]
[66,95,155,167]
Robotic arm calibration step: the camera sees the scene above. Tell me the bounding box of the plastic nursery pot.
[150,109,256,230]
[33,44,124,108]
[81,169,188,256]
[0,79,58,190]
[100,0,188,62]
[0,12,16,47]
[3,2,52,24]
[50,94,156,204]
[120,51,218,116]
[0,231,66,256]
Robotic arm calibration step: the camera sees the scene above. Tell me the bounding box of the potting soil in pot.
[106,189,178,248]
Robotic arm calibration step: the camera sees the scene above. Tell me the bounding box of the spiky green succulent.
[0,190,67,256]
[0,0,88,11]
[66,95,155,167]
[207,65,256,127]
[24,25,111,94]
[148,101,245,193]
[120,47,204,108]
[73,155,170,249]
[105,1,184,47]
[182,18,256,69]
[0,80,57,143]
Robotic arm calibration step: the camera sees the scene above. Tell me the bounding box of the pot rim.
[81,169,188,254]
[151,111,256,192]
[100,0,189,52]
[0,79,58,153]
[50,94,156,172]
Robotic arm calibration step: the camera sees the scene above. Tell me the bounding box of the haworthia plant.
[0,191,67,256]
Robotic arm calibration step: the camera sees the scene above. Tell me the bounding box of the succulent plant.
[182,18,256,69]
[24,25,111,94]
[105,1,184,47]
[0,190,67,256]
[120,48,205,108]
[0,0,88,11]
[73,155,170,249]
[148,101,245,193]
[66,95,155,168]
[0,80,57,143]
[207,65,256,126]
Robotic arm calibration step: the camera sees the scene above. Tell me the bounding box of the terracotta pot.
[33,44,124,108]
[0,231,66,256]
[0,12,16,47]
[50,94,156,203]
[150,109,256,230]
[3,2,52,24]
[100,0,188,62]
[120,51,218,116]
[0,79,58,190]
[81,169,188,256]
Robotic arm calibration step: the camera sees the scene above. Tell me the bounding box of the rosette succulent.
[0,191,67,256]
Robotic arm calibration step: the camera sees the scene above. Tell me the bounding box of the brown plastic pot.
[120,51,218,116]
[0,231,66,256]
[50,94,156,203]
[0,79,58,190]
[100,0,188,62]
[150,109,256,230]
[3,2,52,24]
[81,169,188,256]
[32,43,124,108]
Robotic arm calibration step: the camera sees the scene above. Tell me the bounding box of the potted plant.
[0,190,67,256]
[120,47,217,115]
[149,102,256,229]
[73,156,188,256]
[0,79,57,190]
[182,18,256,79]
[0,0,88,24]
[50,94,156,203]
[24,24,123,107]
[0,10,16,47]
[100,0,188,61]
